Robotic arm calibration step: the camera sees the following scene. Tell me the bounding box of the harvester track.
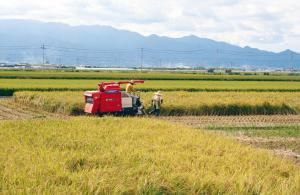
[162,115,300,127]
[0,97,51,120]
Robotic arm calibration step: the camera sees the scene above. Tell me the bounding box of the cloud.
[0,0,299,52]
[250,34,284,44]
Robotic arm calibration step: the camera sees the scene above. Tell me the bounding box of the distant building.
[207,68,215,73]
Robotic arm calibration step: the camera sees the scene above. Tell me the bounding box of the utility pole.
[76,57,80,66]
[140,47,144,71]
[41,44,46,65]
[216,49,219,68]
[290,52,294,70]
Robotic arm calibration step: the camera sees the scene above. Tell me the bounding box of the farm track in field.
[235,135,300,164]
[0,97,58,120]
[162,115,300,127]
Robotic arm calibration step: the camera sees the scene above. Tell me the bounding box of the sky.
[0,0,300,52]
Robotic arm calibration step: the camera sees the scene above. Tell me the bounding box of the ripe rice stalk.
[14,91,300,116]
[0,117,299,194]
[2,79,300,97]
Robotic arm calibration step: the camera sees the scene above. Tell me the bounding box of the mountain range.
[0,19,299,69]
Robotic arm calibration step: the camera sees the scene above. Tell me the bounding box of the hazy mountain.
[0,19,299,69]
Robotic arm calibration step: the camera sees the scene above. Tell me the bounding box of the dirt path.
[0,97,56,120]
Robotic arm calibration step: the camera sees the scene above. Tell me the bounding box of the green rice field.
[0,69,300,81]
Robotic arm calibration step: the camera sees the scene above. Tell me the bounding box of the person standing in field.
[149,91,163,116]
[126,80,135,94]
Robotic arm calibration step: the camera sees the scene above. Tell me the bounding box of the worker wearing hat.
[149,91,163,116]
[126,80,135,94]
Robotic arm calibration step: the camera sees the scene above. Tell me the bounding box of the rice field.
[2,79,300,96]
[14,91,300,115]
[2,70,300,194]
[1,69,300,81]
[0,117,299,194]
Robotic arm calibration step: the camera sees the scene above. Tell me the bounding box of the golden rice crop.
[2,79,300,96]
[141,91,300,115]
[14,91,300,115]
[14,91,84,115]
[0,117,299,194]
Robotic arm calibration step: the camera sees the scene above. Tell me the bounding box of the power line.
[290,52,294,69]
[0,44,299,67]
[47,46,138,53]
[140,47,144,71]
[0,44,294,57]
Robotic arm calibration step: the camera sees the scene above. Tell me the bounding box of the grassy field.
[14,91,300,115]
[0,117,299,194]
[1,69,300,81]
[2,79,300,95]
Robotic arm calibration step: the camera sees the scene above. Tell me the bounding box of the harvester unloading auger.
[84,80,145,116]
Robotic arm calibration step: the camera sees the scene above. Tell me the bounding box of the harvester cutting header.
[84,80,145,116]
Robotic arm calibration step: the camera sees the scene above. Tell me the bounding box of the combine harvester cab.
[84,80,144,116]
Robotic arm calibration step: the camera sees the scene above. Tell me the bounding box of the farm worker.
[149,91,163,116]
[126,80,135,94]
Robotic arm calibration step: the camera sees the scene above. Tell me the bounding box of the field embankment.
[14,91,300,115]
[0,117,299,194]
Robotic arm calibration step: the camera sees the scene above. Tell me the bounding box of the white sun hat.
[154,91,161,95]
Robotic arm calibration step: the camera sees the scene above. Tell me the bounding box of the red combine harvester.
[84,80,144,116]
